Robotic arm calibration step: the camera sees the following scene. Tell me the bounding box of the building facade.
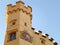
[4,1,58,45]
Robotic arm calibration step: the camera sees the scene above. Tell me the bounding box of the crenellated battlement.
[31,27,58,45]
[7,1,32,15]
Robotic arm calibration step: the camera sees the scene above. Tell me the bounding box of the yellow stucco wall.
[4,1,57,45]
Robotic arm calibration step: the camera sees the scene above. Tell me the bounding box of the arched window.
[9,32,16,41]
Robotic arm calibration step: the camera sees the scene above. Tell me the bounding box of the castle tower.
[4,1,58,45]
[4,1,33,45]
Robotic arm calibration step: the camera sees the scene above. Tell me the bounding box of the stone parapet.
[7,1,32,14]
[31,27,58,45]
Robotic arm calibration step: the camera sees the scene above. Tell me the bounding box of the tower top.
[7,1,32,15]
[6,1,32,23]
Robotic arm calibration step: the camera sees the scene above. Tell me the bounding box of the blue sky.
[0,0,60,45]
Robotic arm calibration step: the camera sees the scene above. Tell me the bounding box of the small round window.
[12,21,15,25]
[10,19,16,26]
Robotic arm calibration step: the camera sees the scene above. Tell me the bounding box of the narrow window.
[24,23,27,26]
[40,38,45,44]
